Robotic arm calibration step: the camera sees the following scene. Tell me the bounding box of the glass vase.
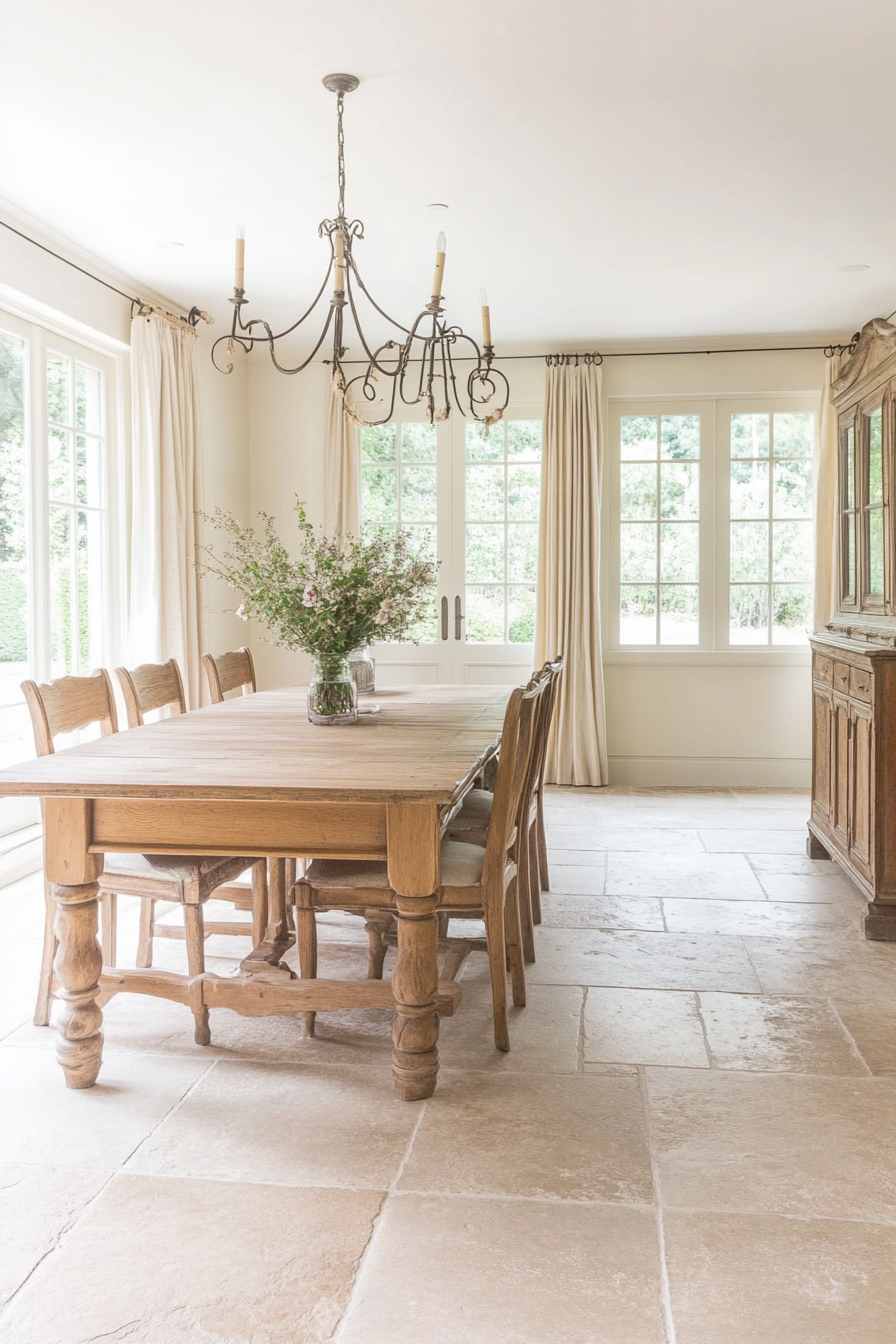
[348,645,376,695]
[307,656,358,725]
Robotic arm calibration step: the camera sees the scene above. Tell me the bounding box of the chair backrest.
[483,674,550,876]
[531,655,563,792]
[21,669,118,758]
[115,658,186,729]
[202,647,256,704]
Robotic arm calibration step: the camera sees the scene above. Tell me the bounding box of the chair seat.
[99,852,253,902]
[305,840,486,895]
[451,788,493,829]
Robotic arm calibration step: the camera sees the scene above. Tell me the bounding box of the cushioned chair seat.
[99,852,252,902]
[305,840,486,893]
[450,788,493,829]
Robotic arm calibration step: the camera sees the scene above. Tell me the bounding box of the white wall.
[243,338,827,786]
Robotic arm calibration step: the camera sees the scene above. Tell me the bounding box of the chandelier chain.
[337,92,346,221]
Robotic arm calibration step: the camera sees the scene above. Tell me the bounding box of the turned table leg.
[52,881,104,1087]
[43,798,105,1089]
[386,803,442,1102]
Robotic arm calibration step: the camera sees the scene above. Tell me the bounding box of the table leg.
[43,798,105,1090]
[386,803,442,1101]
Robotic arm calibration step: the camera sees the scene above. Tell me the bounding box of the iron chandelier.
[213,74,509,427]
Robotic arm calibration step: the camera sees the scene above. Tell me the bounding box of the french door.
[360,404,543,686]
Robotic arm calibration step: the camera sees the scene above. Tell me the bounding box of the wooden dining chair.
[444,656,563,960]
[202,646,256,704]
[24,668,266,1044]
[115,658,268,970]
[294,677,546,1051]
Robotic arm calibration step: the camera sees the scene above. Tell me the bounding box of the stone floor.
[2,786,896,1342]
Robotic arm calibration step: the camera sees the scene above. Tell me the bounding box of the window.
[610,398,816,651]
[619,414,700,644]
[358,413,543,682]
[729,411,814,645]
[0,311,120,775]
[465,419,542,644]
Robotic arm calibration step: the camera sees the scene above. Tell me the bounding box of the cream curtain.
[324,376,360,536]
[128,312,206,708]
[534,361,609,786]
[813,353,841,633]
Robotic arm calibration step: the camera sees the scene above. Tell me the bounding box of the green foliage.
[0,564,27,660]
[0,333,26,564]
[201,500,439,659]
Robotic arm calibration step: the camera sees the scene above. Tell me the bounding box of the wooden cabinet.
[810,319,896,937]
[809,636,896,935]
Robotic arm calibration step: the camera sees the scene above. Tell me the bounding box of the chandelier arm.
[443,335,464,418]
[210,331,253,374]
[348,263,414,339]
[236,264,336,345]
[342,365,400,427]
[264,303,339,376]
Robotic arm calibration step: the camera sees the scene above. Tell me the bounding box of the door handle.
[454,594,464,641]
[440,595,448,641]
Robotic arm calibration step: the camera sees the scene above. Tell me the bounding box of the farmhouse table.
[0,685,510,1100]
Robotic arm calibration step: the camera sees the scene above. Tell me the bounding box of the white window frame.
[606,393,818,663]
[0,303,127,702]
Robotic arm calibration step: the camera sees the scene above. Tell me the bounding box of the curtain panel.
[534,362,609,786]
[813,353,841,633]
[324,377,361,537]
[128,312,206,707]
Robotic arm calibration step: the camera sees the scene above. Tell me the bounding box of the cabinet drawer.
[850,667,873,702]
[814,655,833,686]
[833,662,852,693]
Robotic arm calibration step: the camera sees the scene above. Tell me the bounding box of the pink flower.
[374,599,393,626]
[302,585,319,608]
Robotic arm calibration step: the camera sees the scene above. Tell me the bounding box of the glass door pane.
[0,329,30,768]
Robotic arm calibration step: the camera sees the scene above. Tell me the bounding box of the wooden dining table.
[0,684,510,1101]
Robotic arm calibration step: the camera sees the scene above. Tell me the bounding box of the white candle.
[480,287,492,346]
[431,231,446,301]
[234,224,245,292]
[334,230,345,292]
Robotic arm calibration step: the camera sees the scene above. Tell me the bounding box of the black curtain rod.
[0,216,208,327]
[325,339,856,368]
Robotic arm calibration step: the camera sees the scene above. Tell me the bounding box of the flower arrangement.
[200,499,438,672]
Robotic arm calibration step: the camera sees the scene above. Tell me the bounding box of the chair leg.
[504,873,527,1009]
[437,911,449,939]
[100,892,117,967]
[294,881,318,1038]
[183,904,210,1045]
[136,898,155,968]
[517,830,536,966]
[365,911,393,979]
[251,861,268,948]
[33,882,58,1027]
[536,790,550,895]
[284,859,297,931]
[482,882,511,1051]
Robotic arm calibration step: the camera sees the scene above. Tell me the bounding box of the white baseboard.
[0,831,43,889]
[607,756,811,787]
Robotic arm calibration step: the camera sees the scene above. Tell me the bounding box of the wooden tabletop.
[0,685,512,804]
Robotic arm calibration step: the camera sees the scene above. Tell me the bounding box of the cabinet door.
[811,684,833,823]
[849,699,874,876]
[832,693,851,843]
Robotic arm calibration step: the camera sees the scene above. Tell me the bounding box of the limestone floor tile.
[697,992,869,1075]
[540,863,605,895]
[747,852,842,875]
[584,988,709,1068]
[700,829,807,854]
[729,789,810,808]
[743,933,896,1000]
[605,852,765,900]
[752,869,862,902]
[690,808,807,830]
[127,1060,420,1189]
[337,1194,666,1344]
[528,928,762,992]
[0,1046,209,1170]
[834,999,896,1075]
[541,893,665,931]
[437,982,583,1073]
[0,1172,382,1344]
[663,1210,896,1344]
[0,1162,108,1306]
[548,846,608,868]
[398,1072,654,1203]
[0,935,42,1042]
[663,898,845,937]
[549,825,704,852]
[647,1067,896,1219]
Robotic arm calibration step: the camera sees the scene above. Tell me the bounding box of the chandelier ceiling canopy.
[213,74,509,427]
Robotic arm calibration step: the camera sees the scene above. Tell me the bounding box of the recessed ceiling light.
[427,202,449,211]
[839,263,871,272]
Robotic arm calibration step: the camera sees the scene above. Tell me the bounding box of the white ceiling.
[2,0,895,345]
